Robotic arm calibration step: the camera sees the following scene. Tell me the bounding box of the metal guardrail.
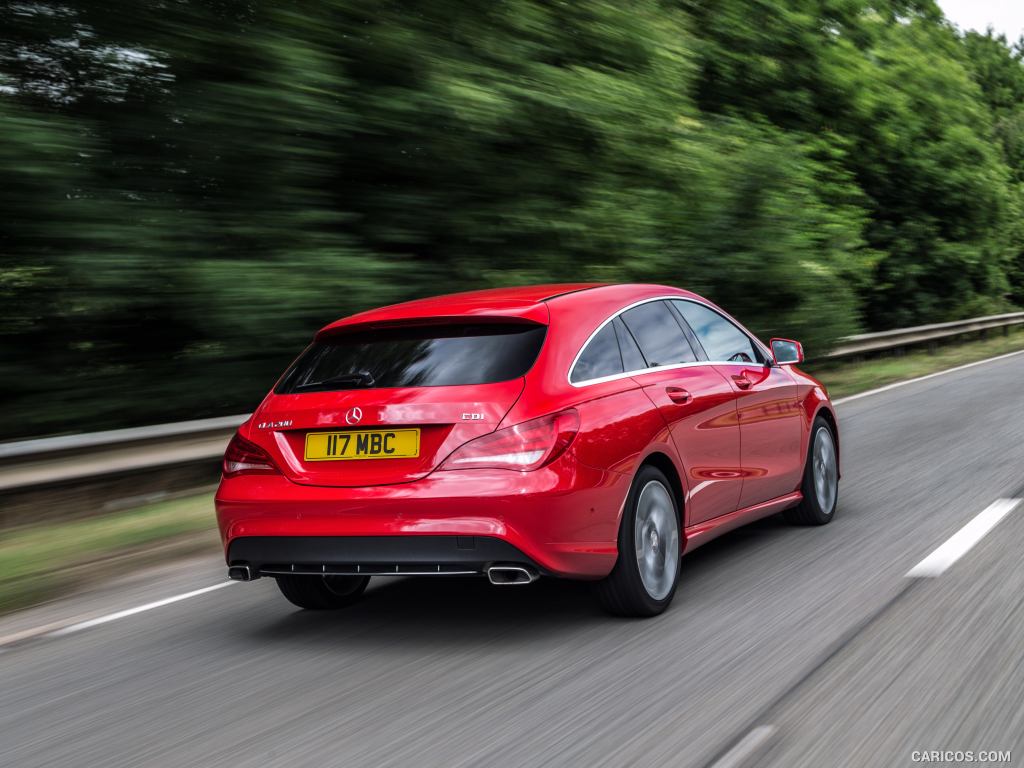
[825,311,1024,359]
[0,414,250,461]
[0,414,249,495]
[1,311,1022,497]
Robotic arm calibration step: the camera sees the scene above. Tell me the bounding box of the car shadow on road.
[239,513,818,649]
[244,574,607,648]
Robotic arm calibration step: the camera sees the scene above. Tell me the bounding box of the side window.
[613,317,647,371]
[672,300,763,364]
[570,323,623,383]
[620,301,697,368]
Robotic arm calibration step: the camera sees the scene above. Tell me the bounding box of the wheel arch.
[811,405,840,479]
[637,451,686,528]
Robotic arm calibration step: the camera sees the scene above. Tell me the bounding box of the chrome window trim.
[567,295,772,388]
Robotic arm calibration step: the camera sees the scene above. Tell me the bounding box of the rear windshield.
[275,323,547,393]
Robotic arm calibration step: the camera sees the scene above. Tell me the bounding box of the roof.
[316,283,607,336]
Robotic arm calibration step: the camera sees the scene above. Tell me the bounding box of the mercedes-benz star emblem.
[345,407,363,425]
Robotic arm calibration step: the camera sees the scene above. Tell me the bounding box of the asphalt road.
[2,353,1023,768]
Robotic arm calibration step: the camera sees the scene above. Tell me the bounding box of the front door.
[670,299,804,509]
[717,362,803,507]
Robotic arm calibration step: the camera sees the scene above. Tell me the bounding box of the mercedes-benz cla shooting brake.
[217,283,839,616]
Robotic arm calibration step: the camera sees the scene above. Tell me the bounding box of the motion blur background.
[3,0,1024,441]
[4,6,1024,767]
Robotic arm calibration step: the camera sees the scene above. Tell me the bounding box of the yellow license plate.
[304,429,420,461]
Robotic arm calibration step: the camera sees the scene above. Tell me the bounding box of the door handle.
[666,386,691,404]
[731,374,752,390]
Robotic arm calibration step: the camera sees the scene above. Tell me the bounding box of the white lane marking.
[709,725,778,768]
[906,499,1021,578]
[47,581,237,638]
[833,348,1024,405]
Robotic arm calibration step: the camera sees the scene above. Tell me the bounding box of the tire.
[595,465,681,617]
[275,574,370,610]
[784,417,839,526]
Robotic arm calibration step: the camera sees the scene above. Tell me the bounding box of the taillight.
[439,409,579,472]
[223,432,279,477]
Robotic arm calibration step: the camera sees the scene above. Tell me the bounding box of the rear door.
[252,322,545,487]
[620,301,743,525]
[670,300,803,508]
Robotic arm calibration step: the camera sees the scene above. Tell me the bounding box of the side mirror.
[770,338,804,365]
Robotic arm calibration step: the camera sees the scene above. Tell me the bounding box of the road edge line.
[832,348,1024,406]
[6,581,239,643]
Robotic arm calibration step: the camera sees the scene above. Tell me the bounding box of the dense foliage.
[2,1,1023,438]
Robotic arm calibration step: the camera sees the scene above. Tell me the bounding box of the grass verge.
[0,492,218,614]
[806,326,1024,400]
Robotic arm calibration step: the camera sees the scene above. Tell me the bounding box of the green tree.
[2,0,1024,438]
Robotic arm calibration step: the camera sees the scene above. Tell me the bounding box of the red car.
[216,283,839,616]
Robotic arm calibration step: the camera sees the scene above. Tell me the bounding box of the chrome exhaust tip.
[486,565,538,586]
[227,564,257,581]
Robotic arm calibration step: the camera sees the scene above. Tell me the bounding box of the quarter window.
[613,318,648,371]
[620,301,697,368]
[671,300,763,364]
[570,323,623,383]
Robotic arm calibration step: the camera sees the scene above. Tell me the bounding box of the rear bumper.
[227,535,540,577]
[215,456,627,578]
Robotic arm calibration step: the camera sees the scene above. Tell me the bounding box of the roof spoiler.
[315,313,547,341]
[316,302,550,340]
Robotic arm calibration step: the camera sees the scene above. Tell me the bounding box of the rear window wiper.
[293,371,376,391]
